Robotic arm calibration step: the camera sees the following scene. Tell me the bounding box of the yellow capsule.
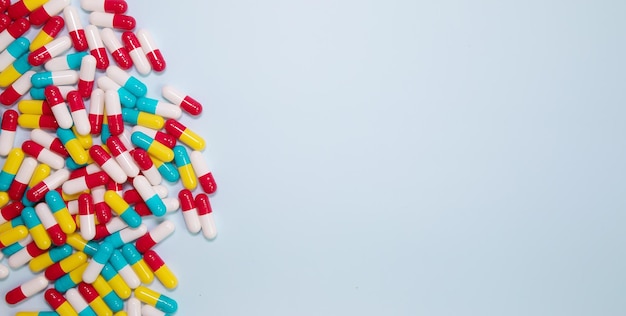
[73,126,93,149]
[179,129,205,151]
[107,273,131,300]
[154,265,178,290]
[178,164,197,190]
[66,233,90,253]
[131,260,154,285]
[30,223,51,251]
[134,286,177,313]
[147,141,174,162]
[18,114,50,129]
[58,252,88,274]
[65,138,89,165]
[0,192,9,208]
[0,225,28,247]
[55,300,79,316]
[87,292,113,316]
[29,163,51,187]
[2,148,24,175]
[92,275,115,297]
[29,245,71,272]
[136,112,165,130]
[0,65,22,88]
[23,0,48,11]
[18,100,49,114]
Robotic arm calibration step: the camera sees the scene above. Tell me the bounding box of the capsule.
[0,225,28,250]
[0,18,30,53]
[0,36,29,71]
[6,274,49,304]
[104,190,141,228]
[127,296,141,316]
[80,0,127,14]
[30,16,64,52]
[91,185,112,224]
[0,263,8,279]
[29,0,70,25]
[92,275,124,312]
[93,216,126,240]
[31,129,68,159]
[78,55,97,98]
[22,164,51,207]
[102,223,146,249]
[32,70,78,88]
[101,263,131,299]
[132,148,162,185]
[77,194,95,240]
[7,239,44,269]
[97,76,136,108]
[122,109,164,130]
[189,152,217,195]
[35,202,66,246]
[64,6,88,51]
[165,119,205,151]
[1,233,29,258]
[29,35,73,66]
[63,172,109,196]
[66,288,98,316]
[89,145,127,184]
[8,157,37,200]
[0,109,18,156]
[0,69,35,105]
[121,31,150,75]
[78,282,114,316]
[132,176,167,217]
[19,114,59,131]
[178,189,201,234]
[44,251,87,281]
[173,145,197,190]
[105,89,125,136]
[90,12,134,31]
[45,190,76,234]
[105,137,138,179]
[0,53,32,88]
[27,169,70,202]
[109,249,140,288]
[45,288,78,315]
[149,156,179,182]
[136,221,175,255]
[101,28,132,70]
[65,92,90,137]
[136,97,181,119]
[196,193,217,239]
[85,25,109,70]
[22,141,64,172]
[21,206,52,250]
[136,29,165,72]
[19,99,53,115]
[133,286,177,313]
[8,0,47,19]
[66,233,98,257]
[57,128,90,166]
[0,202,25,227]
[89,89,104,134]
[0,148,25,191]
[44,85,73,129]
[0,14,10,34]
[121,243,153,285]
[131,131,174,162]
[44,51,88,71]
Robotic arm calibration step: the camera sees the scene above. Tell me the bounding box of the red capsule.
[196,193,213,215]
[0,202,24,223]
[89,145,113,166]
[6,18,30,41]
[44,288,71,310]
[0,14,12,33]
[132,148,153,170]
[41,15,65,38]
[0,0,10,14]
[2,109,18,132]
[123,189,142,204]
[8,0,36,20]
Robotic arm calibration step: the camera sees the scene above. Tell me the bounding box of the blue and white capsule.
[135,97,182,119]
[82,241,113,284]
[44,51,89,71]
[0,37,29,72]
[31,70,79,88]
[132,175,166,216]
[106,65,146,97]
[109,249,140,289]
[96,75,136,108]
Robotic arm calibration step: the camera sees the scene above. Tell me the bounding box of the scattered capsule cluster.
[0,0,219,315]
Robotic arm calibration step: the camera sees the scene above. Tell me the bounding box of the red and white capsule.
[62,171,109,195]
[67,90,91,136]
[196,193,217,239]
[105,89,124,136]
[29,35,73,66]
[27,169,70,203]
[35,202,66,246]
[89,12,135,31]
[7,239,43,269]
[89,145,127,184]
[22,140,65,170]
[178,189,201,234]
[44,85,73,129]
[121,31,150,75]
[107,136,139,178]
[80,0,128,14]
[161,85,203,116]
[7,157,37,200]
[89,89,104,134]
[136,29,165,72]
[5,274,49,304]
[132,148,162,185]
[101,27,132,70]
[63,6,88,51]
[131,126,176,148]
[0,109,18,156]
[31,128,68,158]
[0,70,35,106]
[78,194,95,240]
[78,55,97,98]
[135,220,175,253]
[85,25,109,70]
[190,151,217,194]
[91,185,112,224]
[94,216,127,240]
[29,0,71,26]
[0,18,30,52]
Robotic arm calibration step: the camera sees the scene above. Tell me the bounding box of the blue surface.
[3,0,626,315]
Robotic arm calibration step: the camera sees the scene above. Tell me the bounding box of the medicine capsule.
[45,288,78,315]
[62,171,109,196]
[19,114,59,130]
[135,220,175,254]
[22,164,51,207]
[90,12,135,31]
[6,274,49,304]
[8,0,47,20]
[35,202,66,246]
[66,233,98,256]
[45,190,76,234]
[31,128,68,158]
[109,249,140,288]
[103,224,146,249]
[101,263,131,299]
[21,206,51,250]
[0,53,32,88]
[131,131,174,162]
[106,65,146,97]
[104,190,141,228]
[65,92,90,136]
[134,286,177,313]
[132,148,162,185]
[121,243,153,284]
[77,194,95,240]
[91,185,112,224]
[81,0,127,14]
[30,16,64,52]
[107,136,139,178]
[0,36,29,71]
[64,5,88,51]
[58,127,89,165]
[165,119,205,151]
[29,0,71,26]
[98,76,137,108]
[44,251,87,281]
[27,168,70,202]
[143,250,177,289]
[122,108,164,130]
[78,282,114,316]
[89,89,104,134]
[101,28,132,70]
[190,151,217,194]
[0,148,25,191]
[78,54,97,98]
[0,201,25,226]
[55,261,88,293]
[8,157,37,200]
[92,275,124,312]
[0,14,10,34]
[8,239,45,269]
[0,110,18,156]
[131,176,166,217]
[29,35,73,66]
[136,97,181,119]
[127,296,141,316]
[19,99,53,115]
[94,216,127,240]
[32,69,79,88]
[66,287,98,316]
[105,89,124,136]
[22,140,65,170]
[85,25,109,70]
[173,145,197,190]
[0,69,35,105]
[44,85,73,129]
[0,225,28,250]
[178,189,201,234]
[136,29,165,72]
[0,216,24,234]
[0,18,30,53]
[131,126,176,148]
[90,145,127,184]
[29,244,72,272]
[81,241,113,284]
[149,156,179,182]
[31,85,72,100]
[196,193,217,239]
[121,31,150,75]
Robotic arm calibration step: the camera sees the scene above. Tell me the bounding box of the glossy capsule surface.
[30,15,64,51]
[0,109,18,156]
[64,5,88,51]
[104,190,141,228]
[45,288,78,315]
[91,275,124,312]
[165,119,205,151]
[29,243,72,273]
[131,131,173,162]
[133,286,177,313]
[121,243,153,284]
[5,274,49,305]
[29,35,72,66]
[78,282,114,316]
[0,148,25,191]
[173,145,197,190]
[45,190,76,234]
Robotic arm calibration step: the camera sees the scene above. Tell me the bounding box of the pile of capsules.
[0,0,219,315]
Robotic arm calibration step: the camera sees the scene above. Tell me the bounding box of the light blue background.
[4,0,626,315]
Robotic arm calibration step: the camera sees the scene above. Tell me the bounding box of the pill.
[131,131,174,162]
[127,296,141,316]
[165,119,205,151]
[7,157,36,200]
[0,54,32,88]
[21,206,51,250]
[131,126,175,148]
[45,288,78,315]
[107,136,140,178]
[77,282,114,316]
[0,148,25,191]
[105,89,125,136]
[136,97,182,119]
[90,12,135,31]
[133,286,177,313]
[196,193,217,239]
[44,251,87,281]
[136,29,165,72]
[27,168,70,202]
[54,261,87,292]
[0,69,35,105]
[132,148,162,185]
[44,85,74,129]
[0,225,28,249]
[0,110,18,156]
[30,16,64,52]
[101,262,131,299]
[121,31,150,75]
[82,241,113,284]
[32,70,79,88]
[90,144,127,184]
[85,24,109,70]
[103,224,147,249]
[100,27,132,71]
[173,145,197,190]
[29,35,73,66]
[131,176,166,217]
[149,156,179,182]
[121,243,154,285]
[91,185,112,224]
[29,0,71,26]
[94,216,127,240]
[77,194,95,240]
[34,202,66,246]
[0,18,30,53]
[30,129,68,158]
[5,274,49,304]
[45,51,89,71]
[122,108,164,130]
[8,0,47,20]
[89,88,105,134]
[44,190,76,234]
[91,275,124,312]
[0,36,29,71]
[109,249,141,288]
[64,5,88,51]
[97,76,137,108]
[104,190,141,228]
[19,114,59,131]
[135,220,175,253]
[178,189,201,234]
[8,239,46,269]
[66,287,98,316]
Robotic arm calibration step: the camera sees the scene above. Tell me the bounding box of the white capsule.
[38,0,71,21]
[147,220,175,246]
[42,169,71,190]
[101,27,124,53]
[142,304,167,316]
[0,127,16,157]
[80,211,95,241]
[80,0,125,12]
[6,236,33,268]
[62,177,90,195]
[13,157,37,186]
[132,175,159,202]
[127,296,142,316]
[85,24,105,51]
[90,12,134,30]
[39,36,73,60]
[66,288,91,314]
[49,100,73,131]
[125,38,150,76]
[47,86,74,100]
[99,157,127,184]
[78,55,97,89]
[141,165,162,186]
[199,212,217,239]
[89,88,105,116]
[136,29,161,62]
[97,75,120,91]
[10,70,35,96]
[137,98,181,119]
[71,108,90,137]
[31,145,65,170]
[34,203,59,230]
[0,264,8,279]
[190,151,211,177]
[182,204,201,234]
[18,274,49,298]
[63,6,83,34]
[163,198,180,213]
[105,65,132,87]
[111,143,139,178]
[31,129,59,151]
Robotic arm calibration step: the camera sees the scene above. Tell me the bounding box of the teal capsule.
[116,74,146,97]
[109,249,131,272]
[155,160,179,183]
[46,244,73,263]
[92,241,114,265]
[117,87,137,108]
[61,51,89,69]
[1,238,26,256]
[136,97,159,114]
[76,304,97,316]
[21,206,43,231]
[121,244,142,265]
[2,37,29,69]
[29,87,46,100]
[145,195,166,217]
[44,190,67,214]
